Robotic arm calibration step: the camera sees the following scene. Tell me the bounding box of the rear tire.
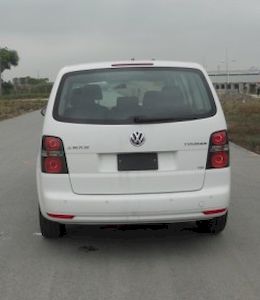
[39,209,66,238]
[196,212,228,234]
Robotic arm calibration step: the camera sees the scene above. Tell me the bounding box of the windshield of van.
[53,67,216,124]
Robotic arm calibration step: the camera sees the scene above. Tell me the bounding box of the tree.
[0,47,19,96]
[2,81,14,95]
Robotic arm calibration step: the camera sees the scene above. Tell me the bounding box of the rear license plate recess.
[117,153,158,171]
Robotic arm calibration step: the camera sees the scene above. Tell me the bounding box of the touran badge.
[130,131,145,146]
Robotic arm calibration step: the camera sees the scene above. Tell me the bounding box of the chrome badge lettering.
[184,142,207,146]
[67,145,90,150]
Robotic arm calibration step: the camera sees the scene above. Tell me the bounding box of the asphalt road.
[0,111,260,300]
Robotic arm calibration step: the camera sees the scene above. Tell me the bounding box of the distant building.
[209,72,260,95]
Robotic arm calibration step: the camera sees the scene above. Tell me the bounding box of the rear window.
[53,67,216,124]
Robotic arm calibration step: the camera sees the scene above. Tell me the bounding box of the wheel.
[196,212,228,234]
[39,209,66,238]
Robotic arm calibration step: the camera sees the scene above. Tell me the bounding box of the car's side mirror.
[41,106,46,116]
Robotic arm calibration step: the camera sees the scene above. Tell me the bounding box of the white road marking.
[33,232,42,236]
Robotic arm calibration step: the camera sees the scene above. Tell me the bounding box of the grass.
[0,93,49,100]
[0,99,47,121]
[220,94,260,154]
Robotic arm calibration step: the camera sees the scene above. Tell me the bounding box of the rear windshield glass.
[53,67,216,124]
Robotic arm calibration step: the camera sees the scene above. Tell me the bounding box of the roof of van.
[59,60,205,75]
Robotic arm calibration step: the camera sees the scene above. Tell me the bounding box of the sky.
[1,0,260,81]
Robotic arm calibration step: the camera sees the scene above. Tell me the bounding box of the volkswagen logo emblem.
[130,131,145,146]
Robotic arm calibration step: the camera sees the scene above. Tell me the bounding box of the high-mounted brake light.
[206,130,229,169]
[111,62,154,67]
[41,136,68,174]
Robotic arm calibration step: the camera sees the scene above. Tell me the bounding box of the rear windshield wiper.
[133,115,198,123]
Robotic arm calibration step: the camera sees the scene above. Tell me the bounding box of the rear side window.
[53,67,216,124]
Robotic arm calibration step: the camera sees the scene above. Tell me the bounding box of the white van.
[37,61,230,238]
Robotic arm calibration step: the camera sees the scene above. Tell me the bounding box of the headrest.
[161,85,183,99]
[83,84,103,100]
[117,97,139,109]
[69,88,83,108]
[161,85,187,111]
[143,91,161,106]
[69,87,82,100]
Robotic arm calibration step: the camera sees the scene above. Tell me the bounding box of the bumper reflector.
[47,213,74,219]
[203,208,227,215]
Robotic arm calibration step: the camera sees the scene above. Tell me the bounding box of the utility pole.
[225,48,229,84]
[0,52,2,97]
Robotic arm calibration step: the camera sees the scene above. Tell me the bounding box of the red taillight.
[211,131,227,145]
[41,136,68,174]
[44,157,63,173]
[44,136,62,151]
[206,130,229,169]
[211,151,229,168]
[47,213,74,219]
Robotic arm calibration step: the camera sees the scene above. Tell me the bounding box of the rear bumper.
[37,168,231,224]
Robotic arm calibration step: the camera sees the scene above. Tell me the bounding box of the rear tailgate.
[59,120,212,195]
